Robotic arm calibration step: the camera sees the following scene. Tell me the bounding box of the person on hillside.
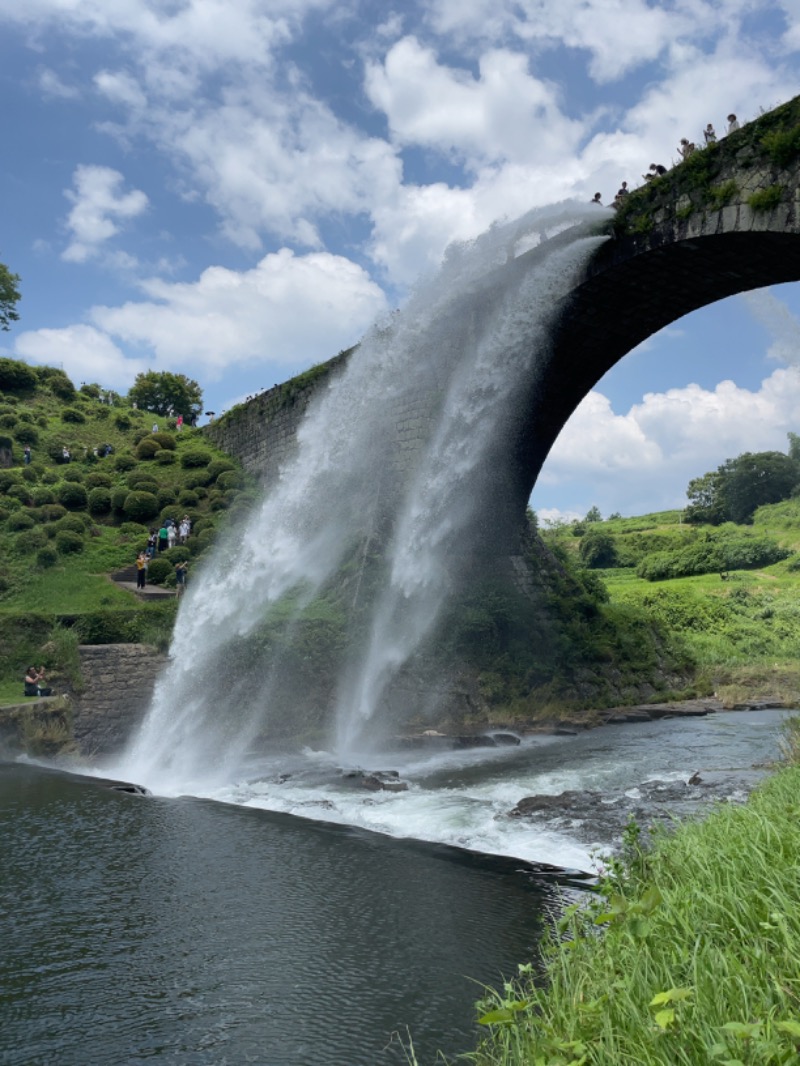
[704,123,717,145]
[590,192,603,205]
[615,181,629,199]
[176,414,184,431]
[175,560,188,597]
[24,666,39,697]
[136,551,147,590]
[167,523,177,550]
[23,445,31,465]
[678,138,696,160]
[147,528,158,558]
[643,163,668,181]
[157,523,169,553]
[62,446,71,463]
[178,517,191,544]
[727,113,740,134]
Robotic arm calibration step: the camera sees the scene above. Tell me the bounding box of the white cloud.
[741,289,800,366]
[13,324,149,389]
[62,165,149,263]
[88,249,388,377]
[364,38,583,165]
[37,67,80,99]
[537,368,800,514]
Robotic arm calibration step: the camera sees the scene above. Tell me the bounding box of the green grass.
[466,736,800,1066]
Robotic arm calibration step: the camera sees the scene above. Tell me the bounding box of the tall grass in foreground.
[467,720,800,1066]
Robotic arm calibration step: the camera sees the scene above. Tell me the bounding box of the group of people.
[135,514,193,593]
[592,112,742,209]
[23,665,52,698]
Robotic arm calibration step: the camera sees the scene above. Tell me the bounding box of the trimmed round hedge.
[145,557,173,584]
[36,545,59,568]
[136,438,162,460]
[55,530,84,554]
[88,487,112,515]
[180,449,212,468]
[57,482,88,510]
[123,491,160,522]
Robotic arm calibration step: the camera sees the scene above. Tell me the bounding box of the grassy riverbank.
[466,719,800,1066]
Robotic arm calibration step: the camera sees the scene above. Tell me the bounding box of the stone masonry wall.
[71,643,167,756]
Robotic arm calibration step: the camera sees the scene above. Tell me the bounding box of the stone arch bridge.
[207,96,800,547]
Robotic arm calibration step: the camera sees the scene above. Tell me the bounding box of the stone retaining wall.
[72,643,167,756]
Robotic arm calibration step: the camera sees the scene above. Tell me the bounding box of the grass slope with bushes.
[0,360,257,703]
[543,504,800,708]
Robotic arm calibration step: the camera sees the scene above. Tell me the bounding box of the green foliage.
[0,412,17,427]
[136,437,162,460]
[708,179,738,208]
[145,557,173,584]
[114,453,136,471]
[87,487,112,515]
[123,490,160,522]
[0,357,35,391]
[155,449,175,464]
[635,530,790,581]
[0,262,21,331]
[127,370,203,420]
[84,471,112,489]
[761,125,800,167]
[180,448,213,468]
[579,528,618,568]
[687,451,800,525]
[207,459,236,480]
[150,430,176,451]
[748,184,784,211]
[56,482,88,510]
[55,530,84,554]
[61,407,85,424]
[8,511,34,531]
[45,371,76,400]
[14,423,38,445]
[36,545,58,568]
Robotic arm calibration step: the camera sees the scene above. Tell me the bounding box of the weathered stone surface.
[71,644,167,756]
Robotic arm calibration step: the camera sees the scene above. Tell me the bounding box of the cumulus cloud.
[741,289,800,366]
[537,369,800,515]
[13,324,149,389]
[89,249,388,377]
[37,67,80,99]
[62,165,149,263]
[364,38,583,165]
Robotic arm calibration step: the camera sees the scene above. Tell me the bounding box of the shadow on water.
[1,761,580,1066]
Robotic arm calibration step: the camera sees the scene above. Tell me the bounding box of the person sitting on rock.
[24,666,39,697]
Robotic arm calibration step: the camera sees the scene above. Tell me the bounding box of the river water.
[2,709,791,1065]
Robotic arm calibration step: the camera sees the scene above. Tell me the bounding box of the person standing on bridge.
[727,114,740,134]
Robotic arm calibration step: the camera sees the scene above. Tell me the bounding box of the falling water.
[120,202,610,791]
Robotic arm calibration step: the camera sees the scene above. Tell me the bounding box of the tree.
[127,371,203,420]
[0,261,21,331]
[584,505,602,523]
[685,451,800,525]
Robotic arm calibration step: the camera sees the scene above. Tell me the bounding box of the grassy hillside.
[544,503,800,706]
[0,363,257,702]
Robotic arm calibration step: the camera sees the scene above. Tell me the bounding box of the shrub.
[180,448,213,468]
[85,471,112,489]
[16,527,48,553]
[0,470,18,492]
[55,514,88,535]
[127,471,160,491]
[163,545,191,564]
[36,545,59,568]
[114,453,137,472]
[7,511,35,531]
[0,412,18,428]
[57,482,88,510]
[14,424,39,446]
[41,470,59,484]
[157,488,177,510]
[88,487,112,515]
[178,490,199,508]
[123,490,160,522]
[749,185,784,212]
[136,438,162,460]
[119,521,150,537]
[0,358,37,392]
[111,487,129,512]
[62,407,86,424]
[151,431,177,451]
[31,487,55,506]
[55,530,85,554]
[61,468,84,483]
[21,465,37,482]
[114,414,132,431]
[207,459,236,480]
[146,557,173,585]
[6,483,32,504]
[0,505,10,523]
[48,373,76,400]
[39,504,67,523]
[155,450,176,465]
[80,383,101,398]
[216,470,244,491]
[184,470,213,489]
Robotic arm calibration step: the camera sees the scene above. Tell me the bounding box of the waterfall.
[119,202,609,790]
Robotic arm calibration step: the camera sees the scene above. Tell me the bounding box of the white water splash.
[120,201,609,792]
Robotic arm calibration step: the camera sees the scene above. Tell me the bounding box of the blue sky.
[2,0,800,520]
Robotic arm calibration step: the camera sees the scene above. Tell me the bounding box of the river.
[1,708,791,1065]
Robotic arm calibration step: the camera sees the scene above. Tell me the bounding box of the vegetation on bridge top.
[611,93,800,236]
